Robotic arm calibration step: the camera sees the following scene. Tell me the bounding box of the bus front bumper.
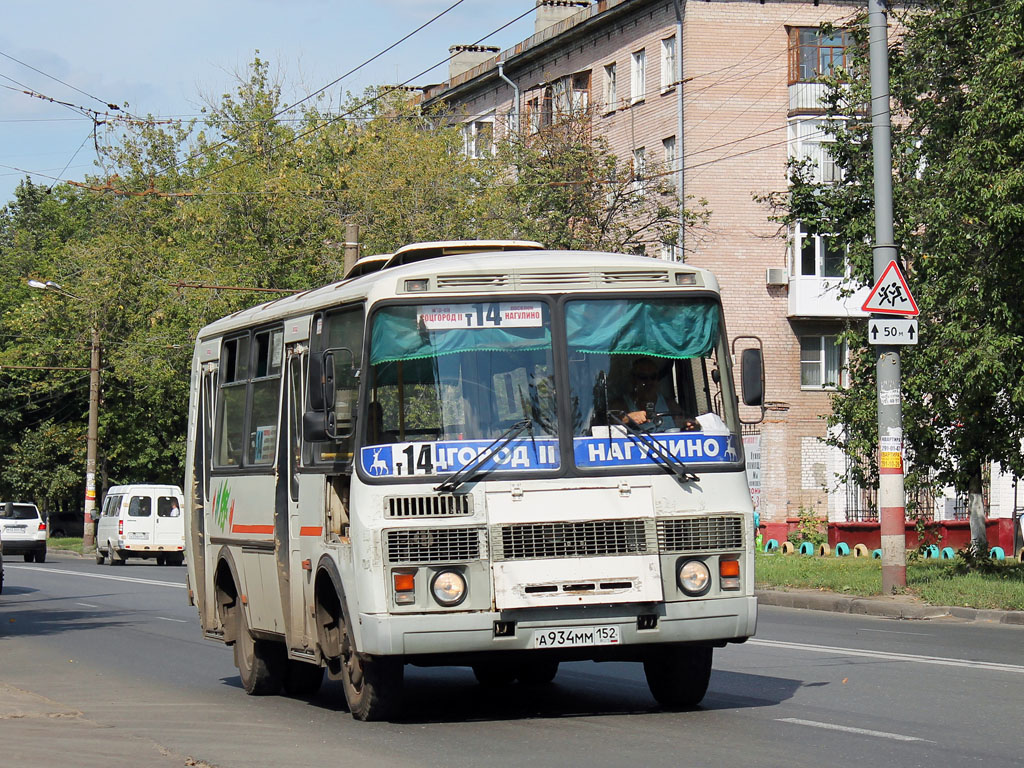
[356,595,757,657]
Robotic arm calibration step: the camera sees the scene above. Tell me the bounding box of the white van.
[95,484,186,566]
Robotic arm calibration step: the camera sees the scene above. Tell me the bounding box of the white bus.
[184,241,764,720]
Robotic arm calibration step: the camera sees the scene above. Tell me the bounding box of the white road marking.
[8,565,185,589]
[777,717,928,742]
[750,638,1024,675]
[156,616,188,623]
[76,602,99,608]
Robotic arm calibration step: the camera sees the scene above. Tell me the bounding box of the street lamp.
[28,279,100,551]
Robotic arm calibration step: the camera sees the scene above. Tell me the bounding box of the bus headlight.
[431,570,467,607]
[678,560,711,596]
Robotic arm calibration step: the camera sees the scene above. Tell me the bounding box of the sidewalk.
[757,588,1024,625]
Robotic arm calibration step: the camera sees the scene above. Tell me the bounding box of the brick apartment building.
[417,0,879,530]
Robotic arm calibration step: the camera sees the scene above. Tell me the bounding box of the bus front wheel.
[339,629,403,721]
[643,645,713,709]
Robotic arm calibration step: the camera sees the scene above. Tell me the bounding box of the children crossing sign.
[861,260,919,316]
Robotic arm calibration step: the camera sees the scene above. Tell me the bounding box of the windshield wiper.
[434,418,533,493]
[607,410,699,483]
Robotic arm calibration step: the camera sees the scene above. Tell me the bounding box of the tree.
[767,5,1024,550]
[492,107,707,255]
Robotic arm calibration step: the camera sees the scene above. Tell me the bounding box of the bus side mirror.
[307,354,325,411]
[303,411,329,442]
[740,348,764,407]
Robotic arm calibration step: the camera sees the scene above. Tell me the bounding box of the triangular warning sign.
[861,260,919,316]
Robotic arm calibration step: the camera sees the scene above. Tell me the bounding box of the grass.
[756,551,1024,612]
[47,537,86,554]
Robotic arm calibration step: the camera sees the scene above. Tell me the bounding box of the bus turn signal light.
[393,572,416,605]
[719,559,740,590]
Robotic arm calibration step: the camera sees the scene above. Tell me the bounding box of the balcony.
[788,275,869,318]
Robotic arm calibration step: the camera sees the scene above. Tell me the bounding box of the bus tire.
[517,660,559,685]
[644,645,713,709]
[341,647,403,721]
[472,661,517,687]
[283,660,324,697]
[234,608,284,696]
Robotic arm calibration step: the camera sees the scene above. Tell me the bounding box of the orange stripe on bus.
[299,526,323,536]
[231,524,275,534]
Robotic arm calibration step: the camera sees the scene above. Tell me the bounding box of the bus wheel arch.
[313,557,403,721]
[214,553,241,645]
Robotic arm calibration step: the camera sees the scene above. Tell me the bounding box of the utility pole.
[868,0,906,592]
[343,223,360,278]
[83,325,100,550]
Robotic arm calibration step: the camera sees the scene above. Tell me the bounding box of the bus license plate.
[532,625,620,649]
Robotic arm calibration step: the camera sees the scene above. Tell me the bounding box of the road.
[1,554,1022,768]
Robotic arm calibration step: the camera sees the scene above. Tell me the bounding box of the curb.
[756,589,1024,625]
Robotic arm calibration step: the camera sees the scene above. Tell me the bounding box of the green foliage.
[787,506,828,546]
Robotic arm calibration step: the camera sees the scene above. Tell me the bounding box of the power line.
[156,0,473,179]
[0,48,122,110]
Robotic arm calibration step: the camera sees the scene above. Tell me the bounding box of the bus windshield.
[366,301,557,447]
[565,296,739,469]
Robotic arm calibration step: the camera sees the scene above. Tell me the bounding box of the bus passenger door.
[276,349,320,655]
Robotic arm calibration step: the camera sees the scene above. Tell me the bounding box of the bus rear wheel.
[643,646,713,709]
[234,608,285,695]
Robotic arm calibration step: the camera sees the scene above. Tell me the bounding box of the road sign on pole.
[862,260,919,316]
[868,318,918,345]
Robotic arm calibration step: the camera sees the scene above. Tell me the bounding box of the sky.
[0,0,539,204]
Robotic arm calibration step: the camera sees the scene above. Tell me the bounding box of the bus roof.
[195,245,719,341]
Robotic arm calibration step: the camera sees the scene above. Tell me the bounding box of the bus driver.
[612,357,699,431]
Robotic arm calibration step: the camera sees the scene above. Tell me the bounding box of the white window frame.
[603,62,617,113]
[461,115,494,159]
[792,221,845,278]
[800,334,848,390]
[632,146,646,195]
[661,36,677,92]
[788,116,844,185]
[662,135,677,193]
[631,49,646,103]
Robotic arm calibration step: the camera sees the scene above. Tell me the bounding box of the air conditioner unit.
[766,267,788,286]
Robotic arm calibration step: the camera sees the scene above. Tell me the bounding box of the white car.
[0,502,47,563]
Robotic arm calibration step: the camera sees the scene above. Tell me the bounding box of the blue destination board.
[361,438,560,478]
[573,433,738,467]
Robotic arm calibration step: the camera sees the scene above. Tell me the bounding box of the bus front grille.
[657,516,744,553]
[386,495,473,518]
[493,519,655,561]
[385,527,483,564]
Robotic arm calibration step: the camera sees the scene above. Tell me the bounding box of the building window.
[604,62,617,112]
[661,36,676,92]
[662,135,677,192]
[800,335,847,389]
[793,222,845,278]
[526,96,541,134]
[462,117,494,159]
[789,117,843,184]
[632,146,646,194]
[788,27,851,84]
[631,49,646,103]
